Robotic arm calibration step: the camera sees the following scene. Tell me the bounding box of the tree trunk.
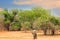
[30,22,33,30]
[5,23,10,31]
[44,29,47,35]
[51,29,55,35]
[0,21,5,31]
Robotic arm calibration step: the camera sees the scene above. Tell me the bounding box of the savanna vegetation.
[0,7,60,35]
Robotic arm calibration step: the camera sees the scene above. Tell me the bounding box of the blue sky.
[0,0,60,9]
[0,0,60,17]
[0,0,34,9]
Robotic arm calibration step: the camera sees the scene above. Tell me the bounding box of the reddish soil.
[0,31,60,40]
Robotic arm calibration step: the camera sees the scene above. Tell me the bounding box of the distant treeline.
[0,7,60,35]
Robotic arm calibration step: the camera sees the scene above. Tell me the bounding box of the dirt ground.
[0,31,60,40]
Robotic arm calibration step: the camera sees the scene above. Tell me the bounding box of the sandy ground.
[0,31,60,40]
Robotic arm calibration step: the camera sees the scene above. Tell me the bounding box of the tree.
[9,9,21,31]
[50,16,60,35]
[19,10,36,30]
[1,7,60,34]
[2,9,11,30]
[32,7,50,35]
[21,21,31,32]
[0,11,5,31]
[3,9,20,31]
[9,21,20,31]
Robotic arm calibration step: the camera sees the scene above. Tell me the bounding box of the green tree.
[50,16,60,35]
[2,9,11,30]
[2,9,21,31]
[19,10,36,30]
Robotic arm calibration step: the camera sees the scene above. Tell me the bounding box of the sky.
[0,0,60,17]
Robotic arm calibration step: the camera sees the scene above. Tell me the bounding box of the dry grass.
[0,31,60,40]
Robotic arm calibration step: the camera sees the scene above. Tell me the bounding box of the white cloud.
[13,0,32,5]
[13,0,60,8]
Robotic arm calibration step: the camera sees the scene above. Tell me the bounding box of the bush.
[9,22,20,31]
